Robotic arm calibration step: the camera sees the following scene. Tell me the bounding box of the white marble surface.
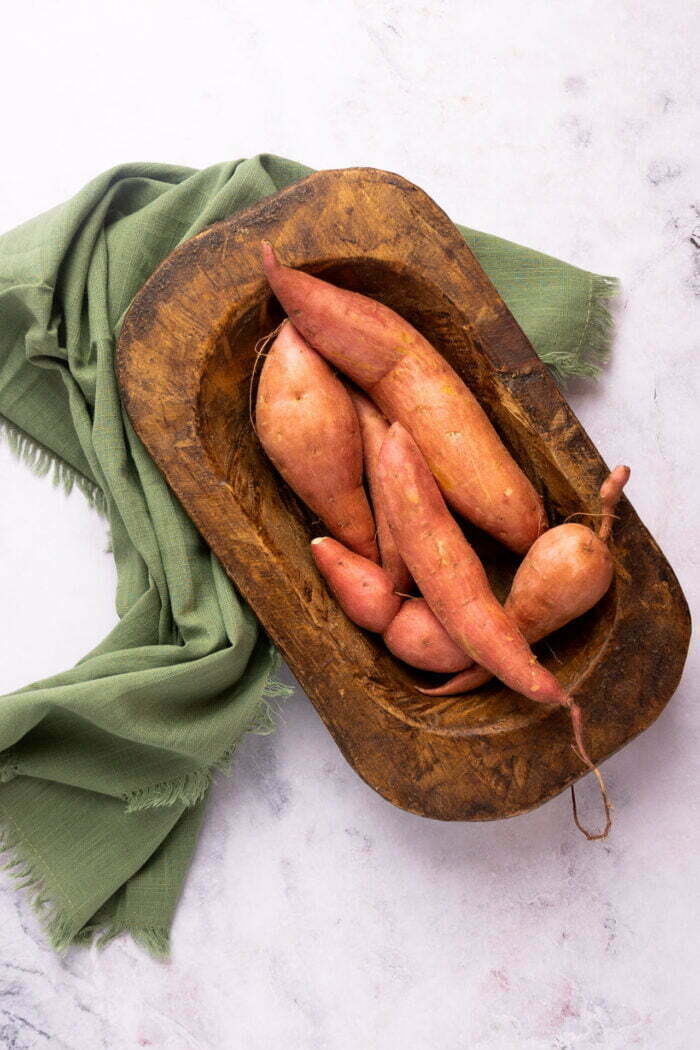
[1,1,698,1047]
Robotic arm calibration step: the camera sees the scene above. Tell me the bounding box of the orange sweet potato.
[256,321,378,562]
[376,422,573,704]
[420,466,630,696]
[310,537,401,633]
[383,598,471,673]
[376,422,610,818]
[261,243,545,554]
[348,389,412,593]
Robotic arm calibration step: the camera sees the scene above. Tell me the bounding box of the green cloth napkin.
[0,155,617,956]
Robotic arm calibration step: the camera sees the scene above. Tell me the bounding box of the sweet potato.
[256,321,378,562]
[377,423,613,843]
[420,466,630,696]
[376,422,573,705]
[261,242,545,554]
[310,537,401,633]
[348,389,412,592]
[383,598,471,673]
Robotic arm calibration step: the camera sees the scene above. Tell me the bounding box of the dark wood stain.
[117,167,691,822]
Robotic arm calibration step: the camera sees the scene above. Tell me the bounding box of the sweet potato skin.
[370,354,545,554]
[420,463,631,696]
[377,423,571,707]
[599,465,631,542]
[261,241,404,386]
[348,389,412,593]
[311,537,401,633]
[261,243,545,554]
[507,523,614,639]
[420,523,614,695]
[256,321,378,562]
[383,598,471,672]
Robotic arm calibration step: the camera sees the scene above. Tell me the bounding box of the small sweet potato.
[311,537,401,633]
[383,598,471,673]
[256,321,378,562]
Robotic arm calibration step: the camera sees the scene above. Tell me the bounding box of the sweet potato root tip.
[568,703,613,841]
[260,239,277,272]
[416,664,491,696]
[599,464,631,542]
[248,319,286,435]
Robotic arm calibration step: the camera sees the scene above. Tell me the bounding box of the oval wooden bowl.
[117,168,690,822]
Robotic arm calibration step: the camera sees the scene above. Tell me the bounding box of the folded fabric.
[0,155,617,956]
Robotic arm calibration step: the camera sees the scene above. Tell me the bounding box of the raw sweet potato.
[310,537,401,633]
[377,423,612,842]
[348,389,412,592]
[377,424,575,705]
[420,466,630,696]
[261,242,545,554]
[376,422,572,705]
[383,598,471,673]
[255,321,378,562]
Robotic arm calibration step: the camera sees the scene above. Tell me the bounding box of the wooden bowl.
[117,168,690,822]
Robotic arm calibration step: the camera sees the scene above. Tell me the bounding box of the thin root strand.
[567,701,613,840]
[248,321,286,437]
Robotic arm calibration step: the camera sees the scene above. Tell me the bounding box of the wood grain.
[117,167,691,821]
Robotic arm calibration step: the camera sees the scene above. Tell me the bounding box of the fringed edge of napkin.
[0,416,107,515]
[0,825,171,956]
[73,922,171,958]
[123,671,294,812]
[0,667,293,807]
[0,823,77,954]
[538,274,619,381]
[0,665,293,958]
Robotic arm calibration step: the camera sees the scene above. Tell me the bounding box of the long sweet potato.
[377,423,613,842]
[420,466,630,696]
[348,389,412,592]
[376,422,574,704]
[261,242,545,554]
[310,537,401,633]
[256,321,378,562]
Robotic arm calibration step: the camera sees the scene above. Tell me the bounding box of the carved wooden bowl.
[117,168,690,822]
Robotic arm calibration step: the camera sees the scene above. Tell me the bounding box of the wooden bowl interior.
[198,257,617,738]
